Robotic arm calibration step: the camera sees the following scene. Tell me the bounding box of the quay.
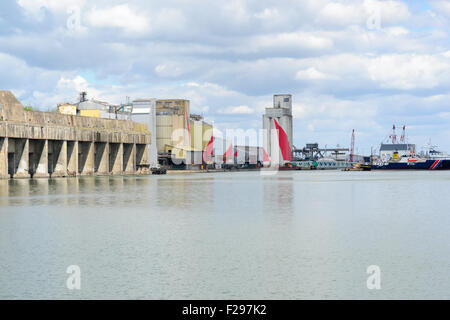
[0,91,151,179]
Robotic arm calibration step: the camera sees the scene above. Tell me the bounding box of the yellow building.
[79,109,100,118]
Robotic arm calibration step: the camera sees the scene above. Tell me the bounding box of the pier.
[0,91,151,179]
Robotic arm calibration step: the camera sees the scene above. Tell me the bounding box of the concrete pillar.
[136,144,149,174]
[52,140,67,177]
[123,143,136,174]
[33,140,49,178]
[109,143,123,175]
[0,137,8,179]
[95,142,109,175]
[67,141,78,177]
[79,142,94,176]
[14,138,30,178]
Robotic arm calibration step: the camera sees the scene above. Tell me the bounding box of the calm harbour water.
[0,170,449,300]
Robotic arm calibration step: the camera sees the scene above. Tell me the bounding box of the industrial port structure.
[0,91,151,179]
[2,86,366,177]
[58,94,214,170]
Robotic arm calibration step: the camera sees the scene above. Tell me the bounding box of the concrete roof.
[0,90,25,121]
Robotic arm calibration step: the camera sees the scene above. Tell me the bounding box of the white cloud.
[318,1,364,26]
[367,54,450,89]
[385,26,409,37]
[251,32,334,52]
[85,4,150,33]
[254,8,279,19]
[430,1,450,18]
[18,0,86,13]
[57,75,89,92]
[295,67,335,80]
[219,105,254,115]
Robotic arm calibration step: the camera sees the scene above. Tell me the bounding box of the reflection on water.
[0,171,450,299]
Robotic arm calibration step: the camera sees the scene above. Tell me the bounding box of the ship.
[371,126,450,170]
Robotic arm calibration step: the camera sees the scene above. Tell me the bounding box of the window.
[284,98,289,102]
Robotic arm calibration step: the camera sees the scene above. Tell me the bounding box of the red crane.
[390,125,397,144]
[400,125,406,143]
[350,129,355,163]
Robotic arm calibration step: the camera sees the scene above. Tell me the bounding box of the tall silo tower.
[262,94,293,165]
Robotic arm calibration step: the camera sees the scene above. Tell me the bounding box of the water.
[0,171,449,299]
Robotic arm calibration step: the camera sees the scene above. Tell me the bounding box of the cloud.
[85,4,150,33]
[367,53,450,90]
[219,105,255,115]
[295,67,335,80]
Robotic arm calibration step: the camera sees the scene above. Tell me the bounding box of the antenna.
[79,92,87,103]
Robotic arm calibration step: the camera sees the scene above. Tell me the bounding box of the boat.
[372,156,450,170]
[371,128,450,170]
[342,163,372,171]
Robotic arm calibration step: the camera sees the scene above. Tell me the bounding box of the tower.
[262,94,293,165]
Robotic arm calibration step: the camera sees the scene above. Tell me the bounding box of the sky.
[1,0,449,154]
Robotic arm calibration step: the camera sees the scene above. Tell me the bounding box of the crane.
[390,125,397,144]
[350,129,355,163]
[400,125,406,143]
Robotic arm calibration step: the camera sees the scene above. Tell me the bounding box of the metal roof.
[380,144,415,151]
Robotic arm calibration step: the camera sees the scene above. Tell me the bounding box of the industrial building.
[262,94,293,166]
[57,92,132,120]
[56,94,213,170]
[155,99,213,169]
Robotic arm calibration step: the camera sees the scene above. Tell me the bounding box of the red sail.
[274,119,292,161]
[203,135,214,162]
[223,144,234,163]
[224,144,233,156]
[262,148,270,162]
[185,110,191,143]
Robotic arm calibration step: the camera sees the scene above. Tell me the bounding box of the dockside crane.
[390,125,398,144]
[350,129,355,163]
[400,125,406,143]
